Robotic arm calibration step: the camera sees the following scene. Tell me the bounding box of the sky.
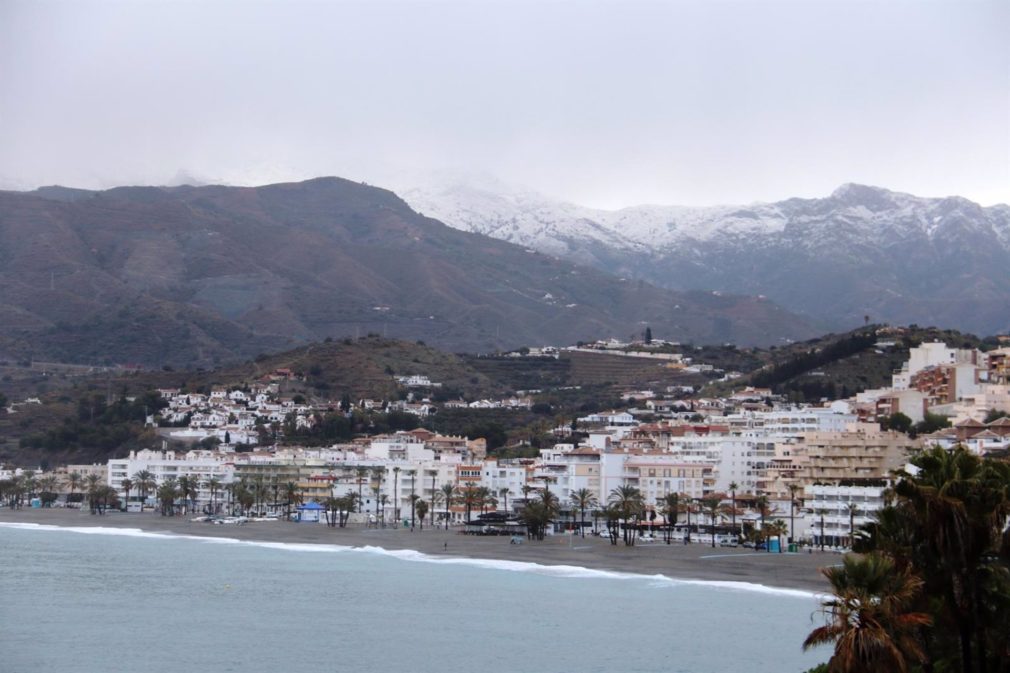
[1,0,1007,209]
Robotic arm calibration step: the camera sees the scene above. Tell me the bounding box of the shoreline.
[0,508,834,594]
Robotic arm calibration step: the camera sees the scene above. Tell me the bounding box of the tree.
[132,470,156,508]
[521,488,560,541]
[355,466,369,512]
[284,481,301,520]
[728,482,739,538]
[882,412,913,434]
[176,475,199,514]
[913,412,951,437]
[67,471,83,502]
[608,485,644,546]
[661,492,680,543]
[392,466,401,522]
[846,502,860,547]
[415,499,429,530]
[439,484,456,530]
[818,508,827,551]
[37,475,59,507]
[804,553,930,673]
[499,487,510,515]
[788,483,801,544]
[569,488,598,538]
[769,519,788,553]
[755,495,770,551]
[371,467,385,526]
[204,476,222,514]
[157,478,178,516]
[644,326,652,344]
[119,478,133,510]
[699,494,725,548]
[984,409,1008,423]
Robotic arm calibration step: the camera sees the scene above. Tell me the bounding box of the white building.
[805,482,888,548]
[108,449,235,509]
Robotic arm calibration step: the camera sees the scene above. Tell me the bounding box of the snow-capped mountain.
[401,181,1010,336]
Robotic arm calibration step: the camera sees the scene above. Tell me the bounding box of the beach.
[0,507,834,593]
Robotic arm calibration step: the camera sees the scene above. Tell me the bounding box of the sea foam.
[0,521,820,599]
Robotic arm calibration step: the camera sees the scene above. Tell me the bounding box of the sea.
[0,523,828,673]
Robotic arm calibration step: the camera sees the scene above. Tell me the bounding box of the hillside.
[703,325,991,401]
[0,178,816,369]
[0,335,701,466]
[405,181,1010,336]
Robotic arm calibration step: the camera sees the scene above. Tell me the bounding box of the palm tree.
[133,470,156,509]
[84,474,102,515]
[67,470,83,502]
[407,470,416,529]
[176,475,198,514]
[728,481,739,537]
[342,491,359,526]
[700,494,724,548]
[770,519,788,553]
[788,483,801,545]
[818,508,827,551]
[457,487,479,523]
[32,475,54,507]
[415,499,429,531]
[250,476,267,515]
[119,478,134,511]
[683,496,694,543]
[391,466,401,521]
[371,467,385,525]
[22,470,36,500]
[204,476,222,514]
[608,485,644,546]
[521,488,560,540]
[475,486,492,515]
[283,481,301,520]
[158,478,179,516]
[323,496,340,527]
[355,466,369,512]
[499,487,510,515]
[755,495,770,552]
[804,553,930,673]
[890,445,1010,673]
[846,502,860,548]
[569,488,598,537]
[661,492,680,543]
[439,483,456,530]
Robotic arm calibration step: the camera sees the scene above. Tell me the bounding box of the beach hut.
[296,501,325,523]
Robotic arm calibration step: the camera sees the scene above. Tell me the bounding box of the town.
[3,335,1010,552]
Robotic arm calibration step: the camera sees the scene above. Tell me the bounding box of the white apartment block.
[108,449,234,506]
[806,482,887,548]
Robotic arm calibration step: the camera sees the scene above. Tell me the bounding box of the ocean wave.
[0,521,820,599]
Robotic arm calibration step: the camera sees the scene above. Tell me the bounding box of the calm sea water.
[1,524,827,673]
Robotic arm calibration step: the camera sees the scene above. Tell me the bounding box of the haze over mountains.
[0,178,815,368]
[403,181,1010,337]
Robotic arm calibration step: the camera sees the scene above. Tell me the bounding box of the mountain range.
[402,181,1010,336]
[0,178,815,368]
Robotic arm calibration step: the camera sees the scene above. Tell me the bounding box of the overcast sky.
[1,0,1007,208]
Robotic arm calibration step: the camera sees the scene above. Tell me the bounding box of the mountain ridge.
[0,177,817,368]
[401,181,1010,335]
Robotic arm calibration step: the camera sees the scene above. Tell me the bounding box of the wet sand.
[0,508,836,593]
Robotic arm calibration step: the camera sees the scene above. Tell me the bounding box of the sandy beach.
[0,507,836,593]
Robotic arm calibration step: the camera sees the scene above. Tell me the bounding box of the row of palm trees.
[0,471,120,514]
[805,445,1010,673]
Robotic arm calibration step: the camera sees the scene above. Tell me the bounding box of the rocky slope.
[402,182,1010,335]
[0,178,816,367]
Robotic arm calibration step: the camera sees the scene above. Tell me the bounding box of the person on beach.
[443,542,447,551]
